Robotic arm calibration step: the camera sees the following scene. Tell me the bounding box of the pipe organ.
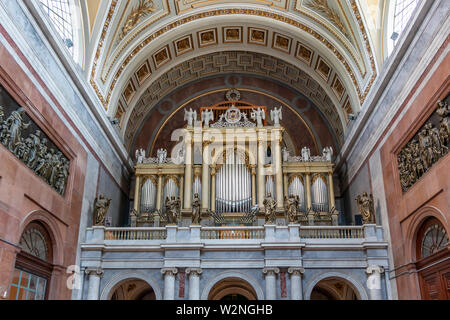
[215,150,252,214]
[133,100,337,226]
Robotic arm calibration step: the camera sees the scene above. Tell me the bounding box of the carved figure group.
[398,100,449,191]
[165,196,181,224]
[93,194,112,226]
[263,192,277,224]
[184,108,197,127]
[284,194,299,224]
[201,109,214,127]
[270,106,283,126]
[355,192,375,224]
[251,108,265,127]
[0,105,70,195]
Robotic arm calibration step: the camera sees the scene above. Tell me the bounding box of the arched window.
[416,217,449,260]
[386,0,420,55]
[9,222,53,300]
[38,0,82,64]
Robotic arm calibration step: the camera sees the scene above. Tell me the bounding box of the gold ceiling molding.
[89,4,376,111]
[304,0,351,42]
[118,0,157,41]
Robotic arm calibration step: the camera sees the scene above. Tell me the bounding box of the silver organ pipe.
[215,150,252,213]
[311,175,328,212]
[265,176,275,200]
[288,176,306,211]
[192,175,201,200]
[140,178,156,212]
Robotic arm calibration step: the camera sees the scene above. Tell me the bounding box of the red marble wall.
[380,41,450,299]
[0,33,87,299]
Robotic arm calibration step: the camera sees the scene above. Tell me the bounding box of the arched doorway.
[310,277,359,300]
[109,279,156,300]
[9,221,54,300]
[415,217,449,300]
[208,277,258,300]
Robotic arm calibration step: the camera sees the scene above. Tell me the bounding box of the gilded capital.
[263,267,280,276]
[288,267,305,276]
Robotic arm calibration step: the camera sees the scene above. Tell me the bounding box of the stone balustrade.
[85,224,382,244]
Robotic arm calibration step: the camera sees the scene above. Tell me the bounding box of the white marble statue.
[251,108,265,127]
[184,108,197,127]
[135,148,146,164]
[301,147,311,161]
[322,146,333,161]
[157,148,167,164]
[270,106,283,126]
[282,147,290,162]
[201,109,214,127]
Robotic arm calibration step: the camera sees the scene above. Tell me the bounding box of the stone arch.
[304,271,369,300]
[405,205,449,262]
[201,270,264,300]
[100,271,162,300]
[18,210,65,266]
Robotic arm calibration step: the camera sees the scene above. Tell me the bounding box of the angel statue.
[270,106,283,126]
[322,146,333,161]
[263,192,277,224]
[355,192,375,224]
[251,108,265,127]
[201,109,214,127]
[135,148,146,164]
[282,147,290,162]
[93,194,112,226]
[184,108,197,127]
[301,147,311,161]
[157,148,167,164]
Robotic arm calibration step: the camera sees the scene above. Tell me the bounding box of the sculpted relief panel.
[397,98,449,192]
[0,85,70,196]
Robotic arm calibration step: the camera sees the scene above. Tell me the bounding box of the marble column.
[186,268,202,300]
[179,176,184,210]
[161,267,178,300]
[134,175,141,212]
[288,267,305,300]
[366,266,385,300]
[156,173,163,210]
[273,132,283,209]
[184,131,193,209]
[201,152,209,210]
[85,267,103,300]
[257,133,266,209]
[251,165,257,207]
[305,173,312,210]
[283,172,289,199]
[210,166,216,212]
[328,172,335,209]
[263,267,279,300]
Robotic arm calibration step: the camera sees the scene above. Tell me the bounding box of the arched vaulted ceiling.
[83,0,379,151]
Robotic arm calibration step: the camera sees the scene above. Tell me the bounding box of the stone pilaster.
[186,268,202,300]
[366,266,385,300]
[288,267,305,300]
[263,267,279,300]
[161,267,178,300]
[85,267,103,300]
